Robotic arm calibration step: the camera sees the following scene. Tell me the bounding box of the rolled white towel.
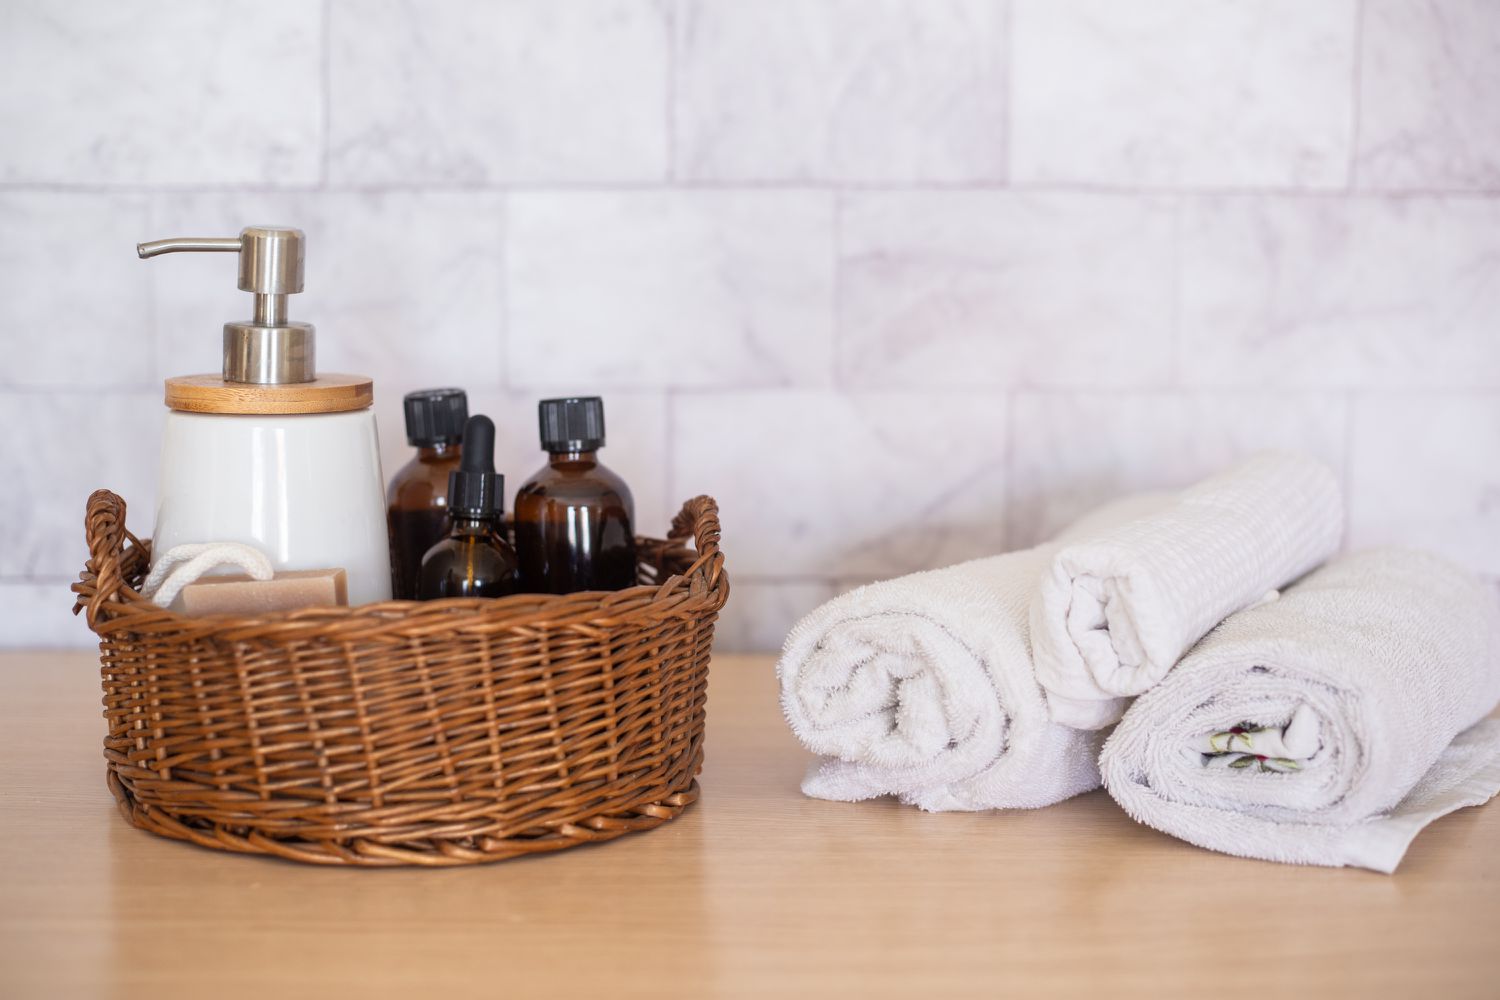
[1100,548,1500,872]
[777,496,1161,812]
[1031,451,1344,730]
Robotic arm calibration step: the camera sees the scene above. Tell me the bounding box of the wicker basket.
[72,489,728,867]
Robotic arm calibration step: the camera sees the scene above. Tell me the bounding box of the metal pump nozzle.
[138,226,315,385]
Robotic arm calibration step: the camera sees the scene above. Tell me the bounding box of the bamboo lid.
[165,374,374,415]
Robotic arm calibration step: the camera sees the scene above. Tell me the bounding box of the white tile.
[1356,0,1500,190]
[671,390,1010,578]
[0,193,153,389]
[1010,0,1357,188]
[0,582,98,649]
[714,579,838,654]
[0,0,321,185]
[1008,391,1348,547]
[329,0,669,183]
[507,192,834,389]
[1349,393,1500,574]
[148,192,505,389]
[1179,196,1500,388]
[374,388,671,541]
[838,192,1174,388]
[675,0,1006,182]
[0,392,162,579]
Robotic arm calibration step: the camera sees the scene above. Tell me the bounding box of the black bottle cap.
[447,415,503,517]
[538,396,605,452]
[404,388,468,447]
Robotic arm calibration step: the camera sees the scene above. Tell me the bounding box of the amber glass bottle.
[416,415,519,600]
[514,397,636,594]
[386,388,467,599]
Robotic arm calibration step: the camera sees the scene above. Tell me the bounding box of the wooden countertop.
[3,650,1497,999]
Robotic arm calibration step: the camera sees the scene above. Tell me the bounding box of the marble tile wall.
[2,0,1495,650]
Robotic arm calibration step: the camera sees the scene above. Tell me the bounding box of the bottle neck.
[449,511,500,535]
[549,448,598,467]
[418,441,460,462]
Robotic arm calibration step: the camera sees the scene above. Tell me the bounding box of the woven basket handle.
[669,495,725,590]
[81,489,136,625]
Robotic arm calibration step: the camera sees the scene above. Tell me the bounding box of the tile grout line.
[498,193,510,388]
[720,573,879,585]
[143,193,159,386]
[6,180,1500,198]
[144,195,160,389]
[321,0,333,189]
[1002,387,1018,551]
[1341,388,1358,545]
[665,0,679,184]
[58,560,1500,595]
[1168,195,1183,386]
[11,383,1499,399]
[531,384,1500,398]
[830,192,844,389]
[999,0,1014,185]
[663,387,677,530]
[1345,0,1366,193]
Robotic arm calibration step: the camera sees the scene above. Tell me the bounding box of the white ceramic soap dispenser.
[139,226,392,605]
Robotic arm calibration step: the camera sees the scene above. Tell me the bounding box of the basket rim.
[74,489,728,641]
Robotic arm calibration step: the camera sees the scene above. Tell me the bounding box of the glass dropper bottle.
[415,415,519,600]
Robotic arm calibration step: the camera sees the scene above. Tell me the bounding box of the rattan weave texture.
[73,489,727,866]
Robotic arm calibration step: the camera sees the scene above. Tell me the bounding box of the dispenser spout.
[137,236,243,258]
[137,226,314,385]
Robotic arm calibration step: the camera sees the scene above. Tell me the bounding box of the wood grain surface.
[2,650,1497,999]
[164,373,373,414]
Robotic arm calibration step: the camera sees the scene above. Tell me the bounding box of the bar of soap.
[170,569,349,616]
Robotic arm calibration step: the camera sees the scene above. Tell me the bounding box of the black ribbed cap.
[447,415,502,517]
[403,388,468,447]
[538,396,605,452]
